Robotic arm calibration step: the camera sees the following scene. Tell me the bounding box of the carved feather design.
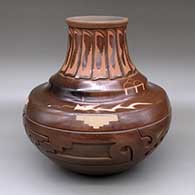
[60,27,136,80]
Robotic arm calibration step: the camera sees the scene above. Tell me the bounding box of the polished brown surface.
[23,16,171,175]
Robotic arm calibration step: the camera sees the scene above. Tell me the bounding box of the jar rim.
[66,16,128,29]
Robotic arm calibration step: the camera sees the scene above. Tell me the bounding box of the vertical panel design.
[124,29,136,71]
[107,30,123,79]
[66,29,82,76]
[116,28,132,75]
[60,27,136,80]
[61,29,74,72]
[77,30,94,79]
[92,31,108,80]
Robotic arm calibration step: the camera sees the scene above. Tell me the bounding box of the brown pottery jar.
[23,16,171,175]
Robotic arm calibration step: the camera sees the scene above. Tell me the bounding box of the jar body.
[23,16,171,175]
[23,82,171,175]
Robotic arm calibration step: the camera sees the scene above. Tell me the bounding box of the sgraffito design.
[74,102,152,112]
[123,78,146,95]
[47,102,152,113]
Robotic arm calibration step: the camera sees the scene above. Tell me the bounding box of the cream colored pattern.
[74,102,152,112]
[76,114,118,129]
[124,83,145,95]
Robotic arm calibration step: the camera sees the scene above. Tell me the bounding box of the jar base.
[51,158,131,175]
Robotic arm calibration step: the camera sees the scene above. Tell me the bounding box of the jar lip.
[66,16,128,29]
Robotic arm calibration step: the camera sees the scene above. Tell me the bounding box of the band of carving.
[138,126,168,156]
[26,127,135,165]
[60,27,136,80]
[24,115,170,166]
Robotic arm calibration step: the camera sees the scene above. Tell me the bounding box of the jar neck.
[60,26,136,80]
